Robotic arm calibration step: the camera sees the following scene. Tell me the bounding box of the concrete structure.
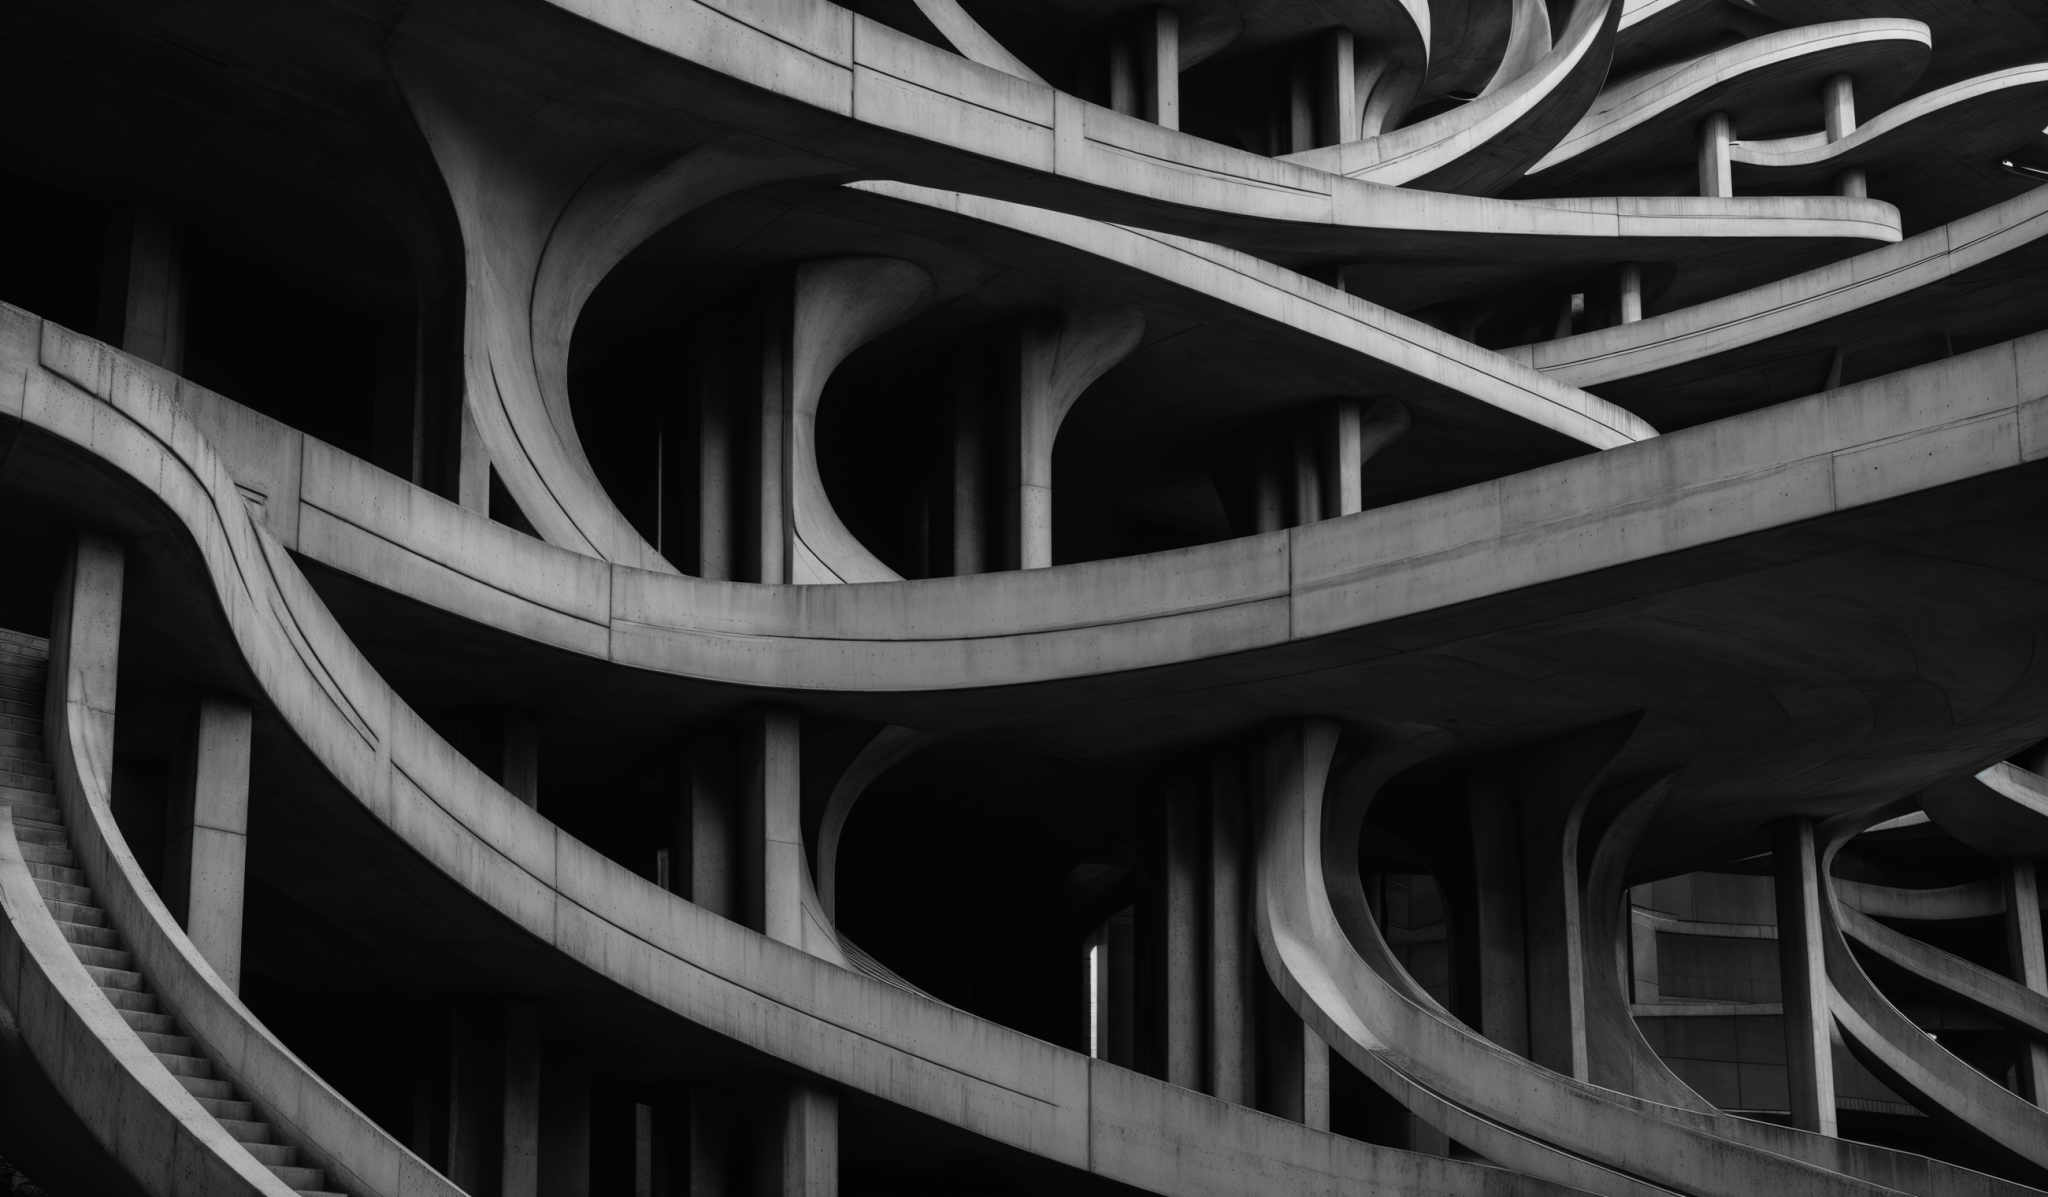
[0,0,2045,1194]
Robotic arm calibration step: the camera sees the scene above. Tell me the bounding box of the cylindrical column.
[1252,454,1286,534]
[1774,819,1838,1135]
[502,1002,542,1197]
[696,342,733,580]
[1321,400,1363,518]
[122,209,187,372]
[1143,8,1181,130]
[951,374,986,576]
[167,698,254,992]
[1161,780,1203,1089]
[745,709,805,947]
[1290,430,1322,526]
[755,296,791,585]
[1108,39,1139,115]
[1698,112,1733,198]
[1206,752,1253,1103]
[1318,30,1359,145]
[1823,74,1857,141]
[2005,862,2048,1104]
[1618,264,1644,325]
[1287,61,1316,153]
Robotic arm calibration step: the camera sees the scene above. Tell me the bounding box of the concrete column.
[121,209,187,372]
[1160,780,1203,1089]
[1321,401,1363,518]
[502,710,539,809]
[950,372,986,576]
[1836,169,1869,199]
[502,1003,542,1197]
[444,1007,493,1191]
[1822,74,1857,141]
[540,1052,592,1197]
[1521,785,1590,1080]
[680,740,741,919]
[456,404,491,515]
[1466,775,1530,1055]
[1008,310,1142,569]
[1287,62,1316,154]
[688,1097,734,1197]
[1698,112,1733,198]
[1290,431,1321,526]
[2004,862,2048,1103]
[766,1086,836,1197]
[1618,264,1644,325]
[1141,8,1181,130]
[1251,452,1286,534]
[696,334,734,581]
[1317,30,1359,145]
[1257,733,1328,1128]
[167,699,253,993]
[744,710,804,946]
[1206,752,1252,1103]
[1774,819,1838,1135]
[49,536,124,815]
[1108,39,1139,116]
[755,298,791,585]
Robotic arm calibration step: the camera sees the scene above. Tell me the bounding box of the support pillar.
[2004,862,2048,1104]
[1141,8,1180,130]
[1256,733,1327,1127]
[743,709,805,946]
[1160,779,1203,1089]
[950,367,986,576]
[502,1003,542,1197]
[1618,264,1644,325]
[765,1087,836,1197]
[540,1051,592,1197]
[696,324,735,580]
[120,209,186,372]
[457,405,491,515]
[1251,451,1286,534]
[1698,112,1733,198]
[1321,401,1363,518]
[444,1008,493,1192]
[1108,39,1139,116]
[1206,752,1253,1103]
[1007,309,1142,569]
[1774,819,1838,1135]
[49,536,124,816]
[1317,30,1359,146]
[1822,74,1857,141]
[1290,431,1321,526]
[167,699,253,992]
[1466,774,1530,1055]
[755,297,792,585]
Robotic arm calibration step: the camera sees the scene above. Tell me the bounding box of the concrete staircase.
[0,628,343,1197]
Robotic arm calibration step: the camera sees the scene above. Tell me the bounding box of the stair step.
[174,1071,233,1100]
[197,1095,255,1121]
[28,860,85,886]
[138,1029,197,1057]
[58,920,120,950]
[240,1140,299,1167]
[99,984,158,1014]
[85,963,144,991]
[155,1052,214,1080]
[47,899,104,927]
[117,1005,177,1035]
[36,876,91,905]
[72,942,133,971]
[266,1164,326,1189]
[11,819,68,846]
[220,1117,276,1145]
[20,841,75,867]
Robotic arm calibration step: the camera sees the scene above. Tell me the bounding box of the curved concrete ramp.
[1923,763,2048,859]
[1837,902,2048,1041]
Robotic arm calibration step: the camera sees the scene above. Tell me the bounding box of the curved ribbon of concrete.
[1254,719,1920,1197]
[0,301,1576,1197]
[1578,779,2045,1195]
[1731,64,2048,189]
[0,808,299,1197]
[1511,184,2048,389]
[1816,814,2048,1178]
[1836,878,2008,923]
[1520,20,1932,189]
[1280,0,1622,194]
[1836,902,2048,1041]
[907,0,1043,82]
[1923,762,2048,859]
[41,554,467,1197]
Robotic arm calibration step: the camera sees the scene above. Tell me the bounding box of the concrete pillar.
[121,209,187,372]
[765,1086,836,1197]
[1822,74,1857,141]
[755,298,791,585]
[1251,452,1286,534]
[1257,733,1328,1128]
[166,699,253,993]
[679,740,741,918]
[444,1008,493,1191]
[1287,62,1316,154]
[1160,780,1203,1089]
[1008,310,1142,569]
[1698,112,1733,198]
[1108,39,1139,116]
[744,710,805,946]
[1521,785,1590,1080]
[1774,819,1838,1135]
[49,536,124,812]
[540,1052,592,1197]
[457,405,491,515]
[502,1003,542,1197]
[688,1097,734,1197]
[1141,8,1180,130]
[1317,30,1359,146]
[1206,752,1252,1103]
[1836,169,1869,199]
[2004,862,2048,1103]
[502,710,539,809]
[1466,775,1530,1055]
[1321,401,1363,518]
[950,372,986,576]
[1618,264,1644,325]
[633,1102,656,1197]
[1290,432,1321,526]
[696,334,734,581]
